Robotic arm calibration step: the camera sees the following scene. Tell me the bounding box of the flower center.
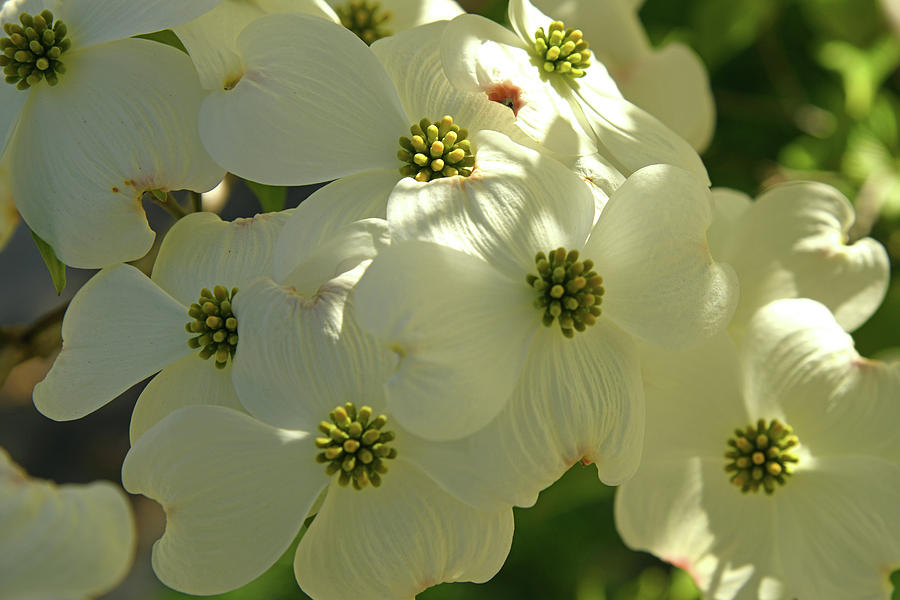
[1,10,70,90]
[336,1,392,45]
[315,402,397,490]
[725,419,799,495]
[185,285,239,369]
[527,247,604,338]
[398,115,475,182]
[533,20,592,78]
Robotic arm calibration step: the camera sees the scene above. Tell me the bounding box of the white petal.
[353,241,536,441]
[388,130,596,281]
[231,273,395,430]
[58,0,221,49]
[586,165,738,347]
[744,298,900,463]
[295,461,514,600]
[440,14,596,154]
[707,186,752,259]
[174,0,338,91]
[572,80,711,182]
[365,0,464,31]
[121,406,325,596]
[775,456,900,599]
[370,20,522,142]
[272,170,395,285]
[531,0,651,67]
[0,80,26,156]
[198,14,408,185]
[407,319,642,511]
[280,218,390,297]
[0,449,135,600]
[618,44,716,152]
[129,353,245,443]
[615,457,783,600]
[716,181,890,333]
[151,210,293,306]
[33,264,190,421]
[508,0,554,47]
[637,333,748,462]
[9,39,224,268]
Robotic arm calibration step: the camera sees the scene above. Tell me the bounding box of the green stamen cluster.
[336,1,392,45]
[527,248,604,338]
[185,285,238,369]
[1,10,70,90]
[316,403,397,490]
[533,21,592,78]
[725,419,799,495]
[398,115,475,182]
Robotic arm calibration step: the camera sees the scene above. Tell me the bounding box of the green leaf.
[30,230,66,295]
[133,29,188,54]
[245,180,287,213]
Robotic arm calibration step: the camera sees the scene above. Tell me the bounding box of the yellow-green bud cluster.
[336,1,392,45]
[316,402,397,490]
[725,419,799,495]
[1,10,70,90]
[533,21,591,78]
[527,248,604,338]
[185,285,239,369]
[398,115,475,182]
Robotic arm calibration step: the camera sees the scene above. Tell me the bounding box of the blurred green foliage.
[152,0,900,597]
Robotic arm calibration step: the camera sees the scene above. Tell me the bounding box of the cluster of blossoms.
[1,0,897,598]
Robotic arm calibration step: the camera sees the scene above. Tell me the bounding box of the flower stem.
[190,191,202,213]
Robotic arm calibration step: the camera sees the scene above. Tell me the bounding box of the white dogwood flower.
[194,15,537,192]
[0,447,135,599]
[531,0,715,151]
[32,209,292,440]
[0,0,225,267]
[436,0,708,178]
[121,194,516,596]
[350,131,737,505]
[708,182,890,333]
[616,298,900,599]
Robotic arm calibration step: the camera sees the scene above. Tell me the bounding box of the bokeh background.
[1,0,899,598]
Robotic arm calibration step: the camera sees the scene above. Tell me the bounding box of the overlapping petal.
[232,270,394,430]
[616,43,715,152]
[353,241,536,441]
[743,298,900,462]
[615,457,784,600]
[408,319,642,511]
[198,14,408,185]
[0,449,135,600]
[586,165,738,348]
[712,182,890,332]
[388,130,596,281]
[572,81,711,182]
[0,81,27,155]
[151,210,294,306]
[371,20,521,141]
[295,461,514,600]
[440,14,596,155]
[122,406,324,596]
[272,170,395,283]
[174,0,338,90]
[33,264,190,421]
[9,39,224,268]
[129,353,245,443]
[58,0,223,49]
[0,160,17,251]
